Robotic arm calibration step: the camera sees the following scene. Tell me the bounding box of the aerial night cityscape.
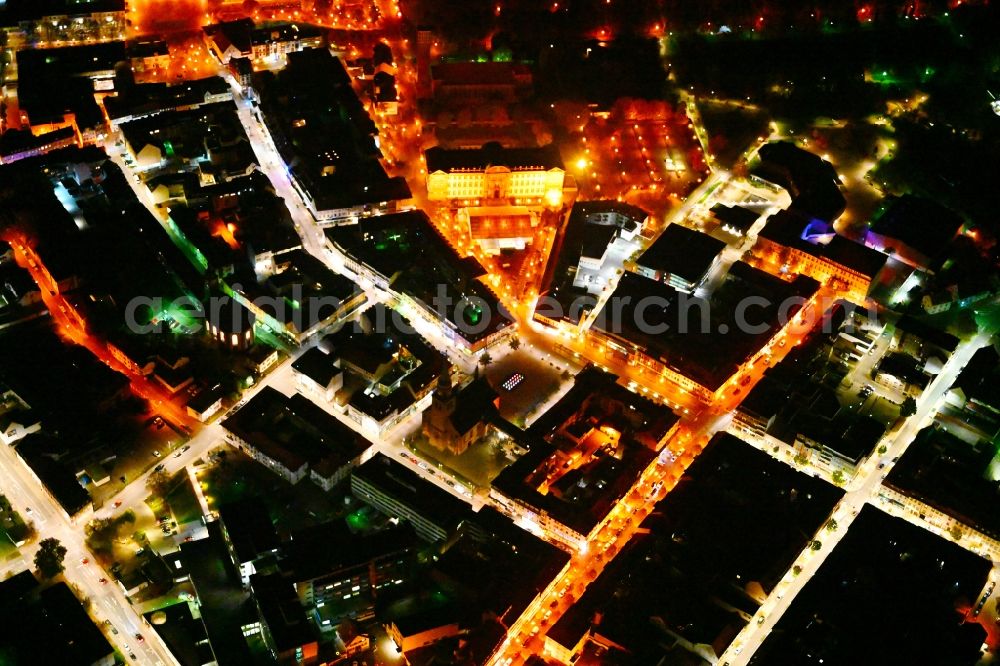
[1,1,1000,665]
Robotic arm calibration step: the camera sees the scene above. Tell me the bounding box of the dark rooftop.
[952,344,1000,411]
[291,347,342,388]
[187,383,225,414]
[352,453,472,538]
[103,76,231,122]
[894,314,960,353]
[636,223,726,285]
[425,142,564,173]
[592,265,819,390]
[759,209,888,279]
[549,433,842,660]
[218,496,280,564]
[326,211,510,345]
[253,49,410,212]
[284,521,419,583]
[753,141,846,223]
[0,126,76,160]
[821,234,890,279]
[887,425,1000,539]
[180,523,253,664]
[449,375,499,435]
[0,576,114,666]
[249,573,316,653]
[711,204,759,233]
[751,506,990,665]
[16,42,126,129]
[869,194,964,264]
[223,386,370,474]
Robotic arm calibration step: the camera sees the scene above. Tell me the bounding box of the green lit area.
[345,507,373,532]
[164,216,209,273]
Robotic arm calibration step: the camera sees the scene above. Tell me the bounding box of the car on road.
[81,557,89,564]
[98,578,108,584]
[114,500,122,508]
[181,445,190,453]
[152,450,161,458]
[135,634,144,642]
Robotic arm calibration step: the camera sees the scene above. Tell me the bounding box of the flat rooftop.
[16,42,125,128]
[753,141,846,223]
[887,425,1000,539]
[592,264,819,390]
[352,453,471,536]
[222,386,370,474]
[636,223,726,284]
[869,194,964,263]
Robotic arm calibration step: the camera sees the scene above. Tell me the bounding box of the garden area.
[0,495,32,560]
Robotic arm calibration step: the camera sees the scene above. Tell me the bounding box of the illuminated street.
[2,0,1000,664]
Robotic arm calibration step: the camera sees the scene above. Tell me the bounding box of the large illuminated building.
[203,19,325,65]
[425,142,576,254]
[426,143,567,204]
[751,211,888,305]
[0,0,125,49]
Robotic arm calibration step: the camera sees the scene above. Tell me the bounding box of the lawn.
[166,473,203,525]
[197,448,348,533]
[0,495,31,557]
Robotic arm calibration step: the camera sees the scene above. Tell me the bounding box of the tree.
[792,565,802,576]
[146,469,171,497]
[825,518,839,532]
[34,538,67,578]
[508,337,521,351]
[831,470,845,486]
[810,540,822,551]
[479,352,493,367]
[900,396,917,417]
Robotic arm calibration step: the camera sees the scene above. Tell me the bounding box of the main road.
[0,438,177,665]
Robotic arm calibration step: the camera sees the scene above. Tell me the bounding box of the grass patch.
[0,495,31,554]
[166,473,202,525]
